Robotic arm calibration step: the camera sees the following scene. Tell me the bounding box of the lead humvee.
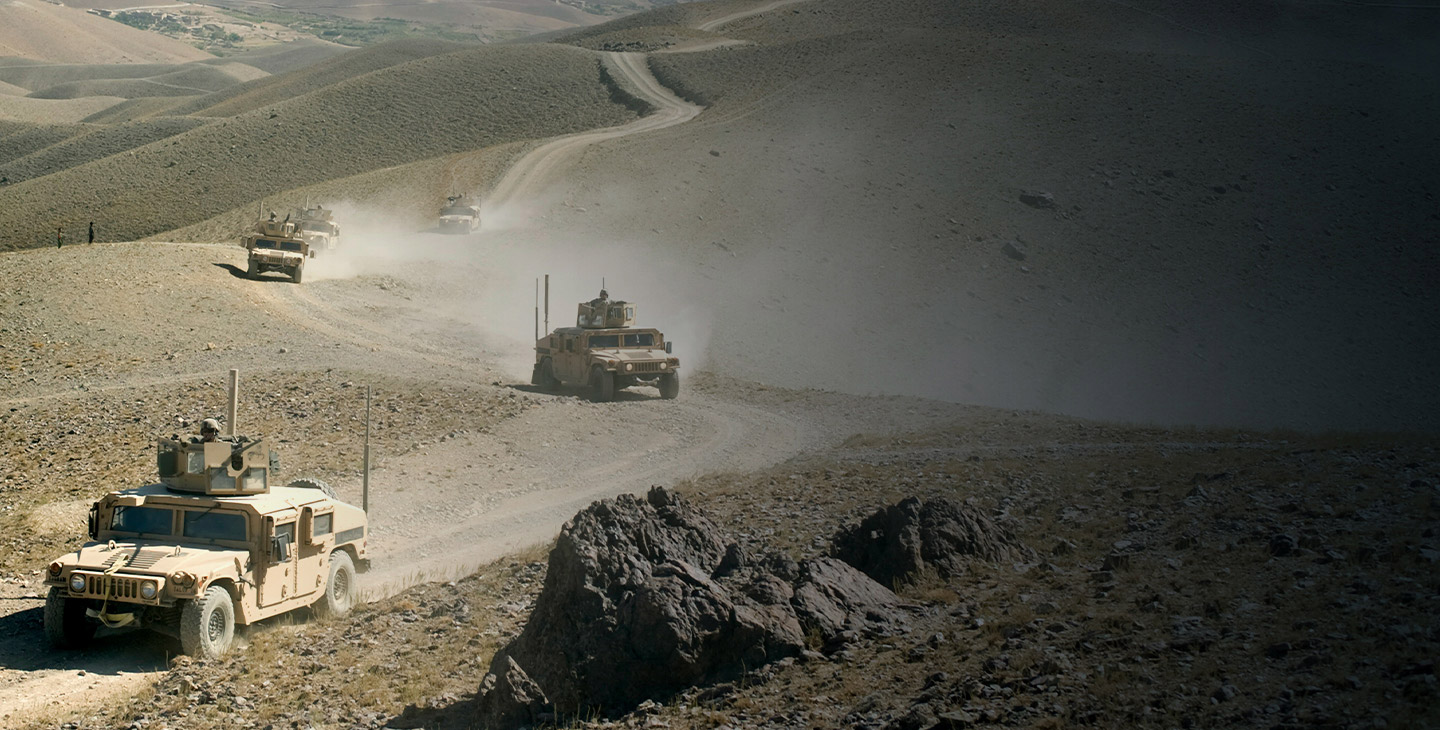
[241,215,312,283]
[531,290,679,402]
[42,375,369,659]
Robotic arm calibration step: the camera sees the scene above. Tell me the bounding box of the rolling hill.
[0,0,213,64]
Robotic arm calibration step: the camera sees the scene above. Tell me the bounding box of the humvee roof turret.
[42,373,368,659]
[532,289,679,402]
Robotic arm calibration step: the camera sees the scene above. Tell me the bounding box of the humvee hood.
[594,349,668,361]
[69,540,248,576]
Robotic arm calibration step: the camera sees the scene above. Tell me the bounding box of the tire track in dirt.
[355,389,825,596]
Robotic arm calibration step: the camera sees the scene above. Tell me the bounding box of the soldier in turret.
[199,418,221,442]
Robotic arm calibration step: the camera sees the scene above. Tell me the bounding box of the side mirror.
[271,535,291,563]
[87,503,99,540]
[665,342,673,354]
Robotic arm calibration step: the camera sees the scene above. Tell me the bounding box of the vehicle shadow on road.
[213,262,249,279]
[0,605,173,675]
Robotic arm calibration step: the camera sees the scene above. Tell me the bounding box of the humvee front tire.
[590,365,615,402]
[291,266,303,284]
[180,586,235,659]
[44,586,96,649]
[539,359,559,391]
[313,551,356,619]
[246,259,258,279]
[658,371,680,400]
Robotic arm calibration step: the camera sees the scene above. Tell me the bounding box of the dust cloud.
[296,197,715,384]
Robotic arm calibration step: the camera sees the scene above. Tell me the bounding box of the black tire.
[590,365,615,402]
[180,585,235,659]
[291,265,304,284]
[658,371,680,400]
[44,586,96,649]
[539,359,560,391]
[246,259,258,279]
[313,551,357,619]
[287,477,337,499]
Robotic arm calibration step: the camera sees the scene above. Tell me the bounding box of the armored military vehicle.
[241,214,312,283]
[532,289,679,402]
[438,195,480,234]
[296,204,340,254]
[42,371,369,659]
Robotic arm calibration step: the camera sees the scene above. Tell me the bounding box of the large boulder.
[791,556,911,640]
[475,487,804,723]
[831,496,1033,587]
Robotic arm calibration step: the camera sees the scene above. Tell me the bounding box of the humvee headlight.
[659,363,667,370]
[48,562,62,577]
[140,582,158,600]
[69,574,86,592]
[624,363,634,372]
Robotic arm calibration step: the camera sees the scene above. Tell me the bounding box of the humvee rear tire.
[291,266,303,284]
[44,586,96,649]
[539,359,559,391]
[313,551,357,619]
[287,477,338,499]
[180,586,235,659]
[658,371,680,400]
[590,366,615,402]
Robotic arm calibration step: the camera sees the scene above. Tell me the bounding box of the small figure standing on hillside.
[55,227,63,249]
[88,221,95,244]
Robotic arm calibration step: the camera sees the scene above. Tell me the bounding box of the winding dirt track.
[484,51,701,211]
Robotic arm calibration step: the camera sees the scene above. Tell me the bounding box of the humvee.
[438,195,480,234]
[42,374,368,659]
[296,205,340,254]
[531,290,679,402]
[241,215,312,283]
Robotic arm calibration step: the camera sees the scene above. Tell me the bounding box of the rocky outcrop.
[831,497,1033,587]
[474,487,910,728]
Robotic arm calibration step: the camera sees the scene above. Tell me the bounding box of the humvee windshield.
[298,221,331,233]
[254,239,303,252]
[442,207,474,216]
[588,333,655,349]
[113,506,172,536]
[183,510,246,541]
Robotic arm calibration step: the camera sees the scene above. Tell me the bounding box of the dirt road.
[484,51,702,215]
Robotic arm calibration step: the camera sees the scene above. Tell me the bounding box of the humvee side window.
[589,335,619,348]
[566,339,574,353]
[112,506,173,536]
[272,522,295,562]
[314,513,333,536]
[184,510,246,542]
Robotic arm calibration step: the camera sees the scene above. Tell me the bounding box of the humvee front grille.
[73,572,162,605]
[630,362,663,373]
